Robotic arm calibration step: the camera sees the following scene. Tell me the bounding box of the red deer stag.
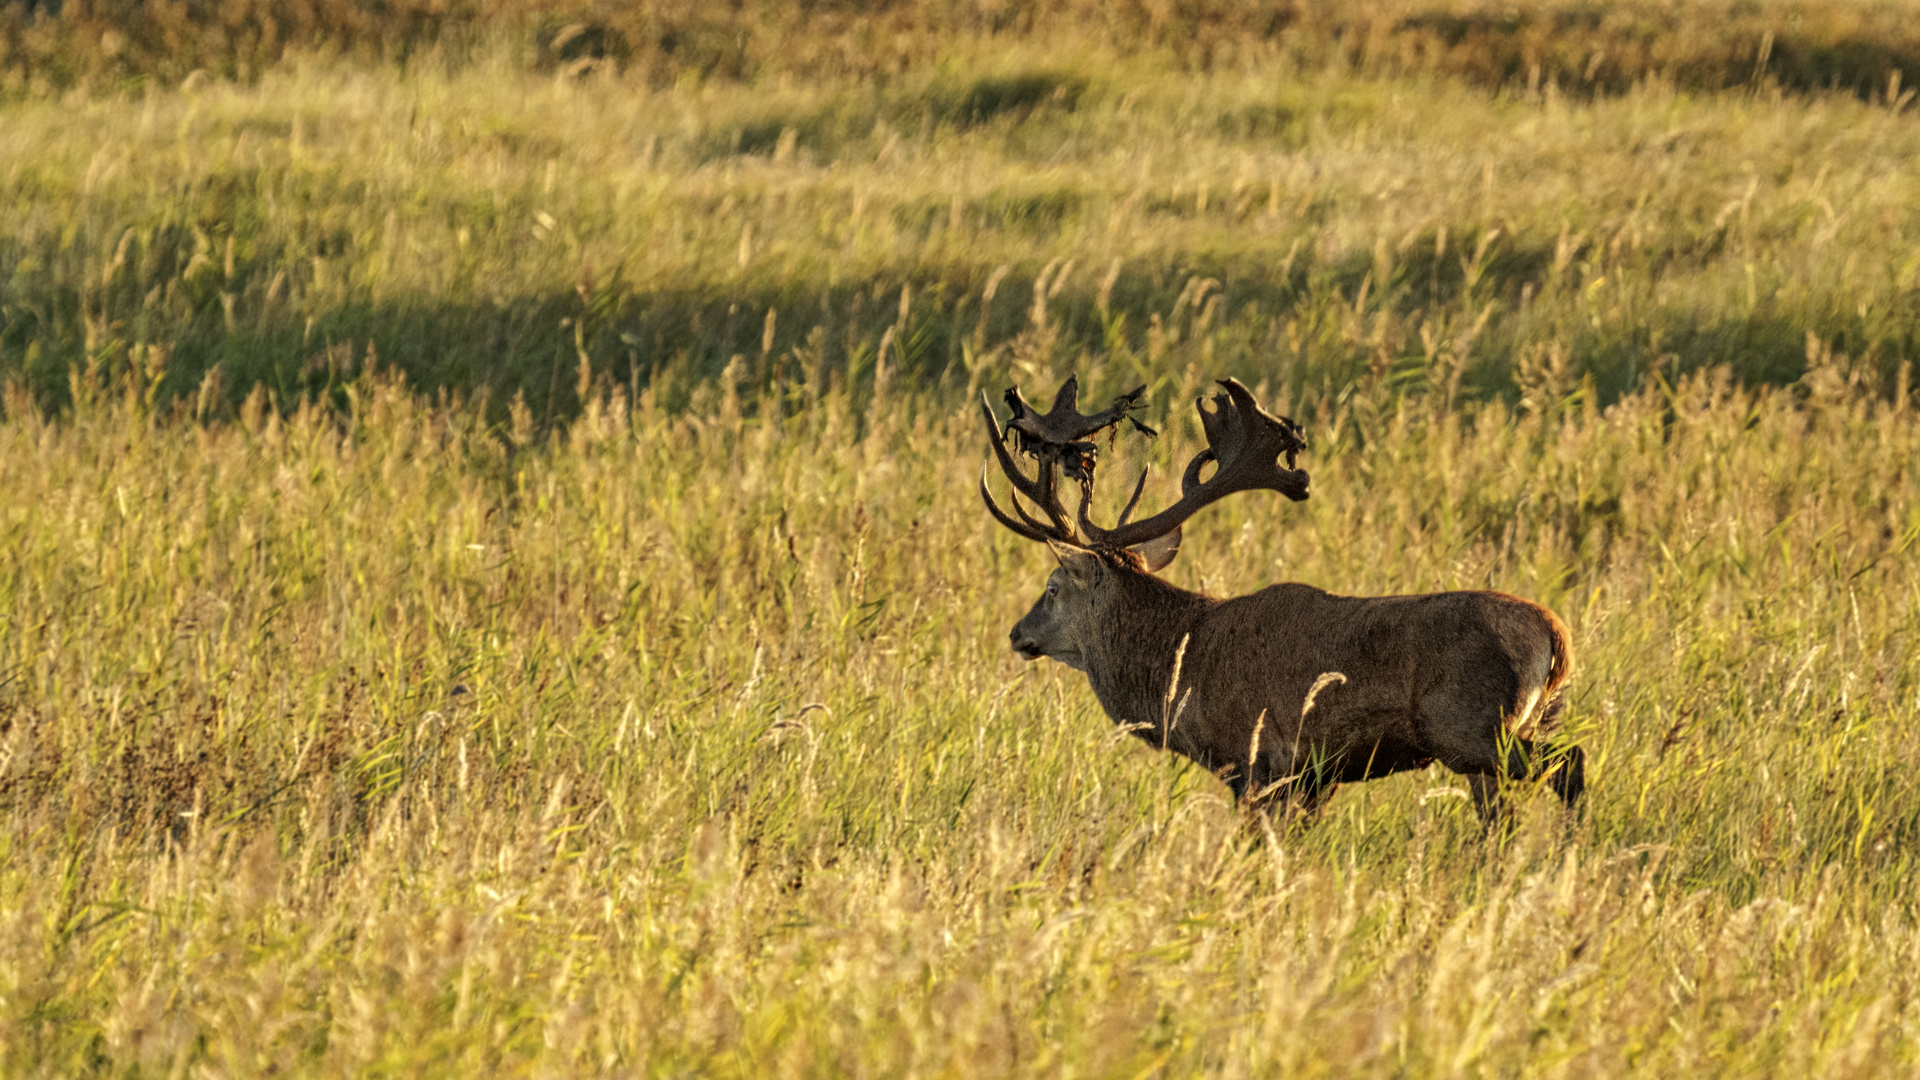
[980,376,1584,822]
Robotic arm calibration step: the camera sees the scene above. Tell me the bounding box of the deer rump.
[1131,583,1574,806]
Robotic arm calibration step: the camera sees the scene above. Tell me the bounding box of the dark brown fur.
[1010,549,1583,820]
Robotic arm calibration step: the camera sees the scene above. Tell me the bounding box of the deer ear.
[1045,541,1103,586]
[1130,527,1182,572]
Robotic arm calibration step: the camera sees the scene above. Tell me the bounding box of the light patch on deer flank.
[1507,651,1553,738]
[1509,684,1545,738]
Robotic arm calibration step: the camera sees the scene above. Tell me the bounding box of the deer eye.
[1045,581,1059,598]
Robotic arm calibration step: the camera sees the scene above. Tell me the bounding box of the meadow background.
[3,0,1920,1075]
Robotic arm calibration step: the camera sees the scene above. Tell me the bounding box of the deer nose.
[1009,627,1043,660]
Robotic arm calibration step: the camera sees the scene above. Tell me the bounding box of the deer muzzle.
[1009,627,1045,660]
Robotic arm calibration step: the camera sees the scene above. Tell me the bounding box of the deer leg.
[1473,735,1562,830]
[1465,772,1504,826]
[1221,764,1250,802]
[1504,736,1587,809]
[1296,773,1339,812]
[1247,769,1338,822]
[1499,737,1534,780]
[1423,722,1509,826]
[1538,742,1587,808]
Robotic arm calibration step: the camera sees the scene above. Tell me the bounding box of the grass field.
[4,2,1920,1076]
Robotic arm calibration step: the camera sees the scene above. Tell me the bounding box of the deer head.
[982,376,1310,666]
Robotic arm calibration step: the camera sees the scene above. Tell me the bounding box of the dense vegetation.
[2,1,1918,1075]
[6,1,1920,422]
[7,0,1920,100]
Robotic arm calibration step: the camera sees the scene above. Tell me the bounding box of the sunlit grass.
[5,35,1920,422]
[1,346,1916,1073]
[5,7,1920,1075]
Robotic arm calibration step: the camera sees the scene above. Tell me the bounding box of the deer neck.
[1079,571,1212,731]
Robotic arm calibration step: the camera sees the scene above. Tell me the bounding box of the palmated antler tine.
[1004,377,1150,448]
[1179,449,1215,496]
[980,392,1077,543]
[1077,378,1310,549]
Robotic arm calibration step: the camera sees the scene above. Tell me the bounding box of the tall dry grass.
[4,5,1920,1075]
[6,0,1920,100]
[5,35,1920,428]
[1,346,1916,1074]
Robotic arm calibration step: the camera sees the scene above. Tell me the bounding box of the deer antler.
[979,394,1079,544]
[1003,376,1155,450]
[979,377,1154,545]
[1076,378,1309,549]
